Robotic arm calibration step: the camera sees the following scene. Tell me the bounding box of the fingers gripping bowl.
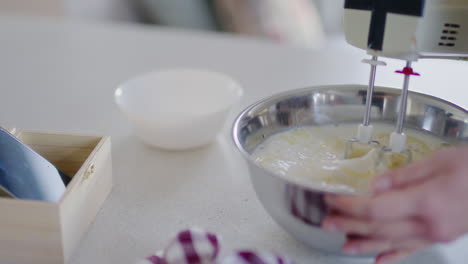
[232,85,467,256]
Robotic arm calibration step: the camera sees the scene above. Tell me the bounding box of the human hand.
[321,146,468,264]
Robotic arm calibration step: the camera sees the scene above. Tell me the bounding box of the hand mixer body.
[342,0,468,164]
[344,0,468,61]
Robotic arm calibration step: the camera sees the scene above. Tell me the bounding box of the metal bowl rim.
[232,84,468,194]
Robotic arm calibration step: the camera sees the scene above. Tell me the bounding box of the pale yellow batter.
[252,124,448,194]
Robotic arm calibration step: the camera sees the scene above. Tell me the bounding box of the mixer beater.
[379,62,420,167]
[344,55,386,159]
[345,59,419,168]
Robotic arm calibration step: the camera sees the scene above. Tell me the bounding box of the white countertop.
[1,15,468,264]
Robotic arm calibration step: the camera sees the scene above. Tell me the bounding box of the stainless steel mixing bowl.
[232,84,467,256]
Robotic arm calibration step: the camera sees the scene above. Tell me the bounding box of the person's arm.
[322,146,468,264]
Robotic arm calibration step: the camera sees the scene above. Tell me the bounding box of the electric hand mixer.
[342,0,468,165]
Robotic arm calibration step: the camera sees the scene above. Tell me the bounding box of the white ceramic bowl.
[115,69,243,150]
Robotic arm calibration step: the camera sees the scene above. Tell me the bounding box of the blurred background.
[0,0,344,48]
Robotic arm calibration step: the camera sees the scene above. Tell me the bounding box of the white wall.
[64,0,140,22]
[313,0,345,34]
[0,0,345,35]
[0,0,140,22]
[0,0,64,17]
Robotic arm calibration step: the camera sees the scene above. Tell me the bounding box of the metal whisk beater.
[344,55,386,159]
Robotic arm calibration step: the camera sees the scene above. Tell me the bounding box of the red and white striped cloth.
[222,250,294,264]
[139,228,219,264]
[137,228,293,264]
[164,228,220,264]
[138,255,167,264]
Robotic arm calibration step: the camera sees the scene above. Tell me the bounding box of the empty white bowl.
[114,68,243,150]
